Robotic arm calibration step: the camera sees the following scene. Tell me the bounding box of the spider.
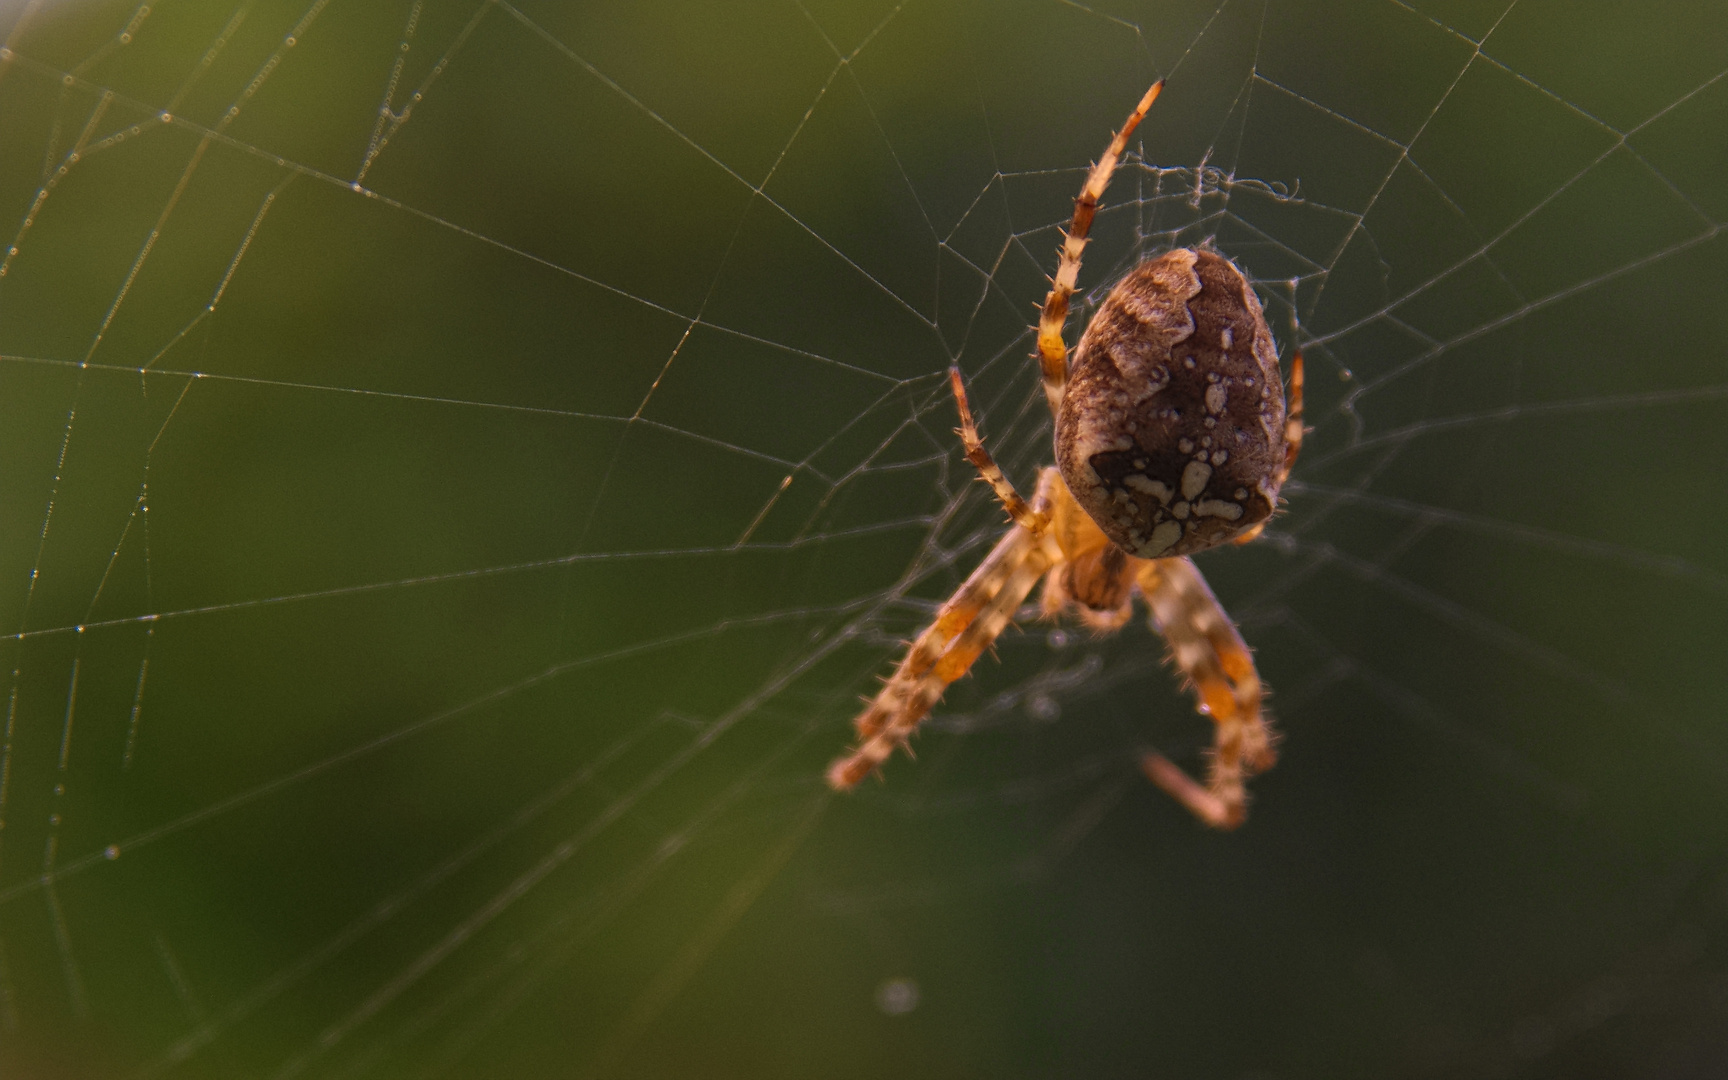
[826,80,1305,829]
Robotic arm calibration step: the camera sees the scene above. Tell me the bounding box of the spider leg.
[950,366,1049,534]
[1232,351,1306,547]
[829,526,1058,789]
[1036,79,1165,419]
[1278,350,1305,486]
[850,519,1039,744]
[1134,556,1276,829]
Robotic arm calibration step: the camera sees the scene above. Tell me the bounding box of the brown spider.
[826,80,1305,829]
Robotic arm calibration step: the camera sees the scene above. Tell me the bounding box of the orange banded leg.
[949,367,1047,534]
[1134,556,1276,829]
[1036,79,1164,418]
[849,521,1039,745]
[829,533,1056,789]
[1279,351,1305,486]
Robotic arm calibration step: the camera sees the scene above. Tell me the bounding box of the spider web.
[1,0,1726,1076]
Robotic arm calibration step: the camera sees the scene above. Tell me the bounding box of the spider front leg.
[1035,79,1164,417]
[1134,557,1277,829]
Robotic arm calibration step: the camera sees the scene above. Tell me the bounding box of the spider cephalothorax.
[828,81,1304,829]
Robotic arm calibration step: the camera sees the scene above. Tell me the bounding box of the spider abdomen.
[1055,247,1287,558]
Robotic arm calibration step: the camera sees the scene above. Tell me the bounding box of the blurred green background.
[2,0,1726,1076]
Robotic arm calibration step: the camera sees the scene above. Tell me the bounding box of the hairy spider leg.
[848,519,1041,745]
[1134,557,1276,829]
[832,368,1069,787]
[949,366,1049,534]
[1035,78,1165,418]
[828,519,1057,788]
[1232,350,1306,547]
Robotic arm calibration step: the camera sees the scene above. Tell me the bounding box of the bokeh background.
[2,0,1727,1076]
